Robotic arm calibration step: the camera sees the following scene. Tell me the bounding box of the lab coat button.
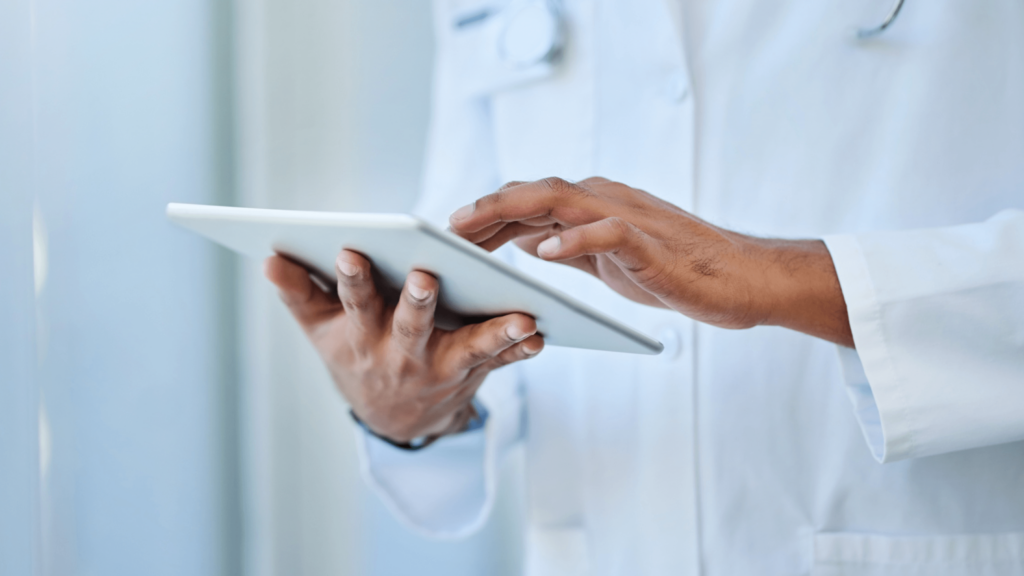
[499,1,562,68]
[665,72,690,103]
[658,326,683,360]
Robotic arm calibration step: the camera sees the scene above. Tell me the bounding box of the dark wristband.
[350,399,488,451]
[349,409,437,451]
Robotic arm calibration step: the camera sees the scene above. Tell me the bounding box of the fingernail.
[450,202,475,222]
[337,259,359,277]
[523,345,541,357]
[537,236,561,258]
[506,325,531,342]
[408,283,432,301]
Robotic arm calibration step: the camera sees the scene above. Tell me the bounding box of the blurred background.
[0,0,524,575]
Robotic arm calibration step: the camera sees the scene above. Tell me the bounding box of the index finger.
[448,177,604,234]
[264,255,342,330]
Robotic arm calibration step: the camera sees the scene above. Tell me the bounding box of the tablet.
[167,203,663,355]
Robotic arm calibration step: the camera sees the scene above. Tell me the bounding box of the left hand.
[448,177,853,347]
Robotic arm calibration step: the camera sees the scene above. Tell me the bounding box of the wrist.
[351,399,488,451]
[433,399,489,436]
[756,238,854,347]
[756,238,827,324]
[350,409,440,450]
[723,233,789,328]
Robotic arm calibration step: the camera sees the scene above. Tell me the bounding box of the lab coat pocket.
[812,532,1024,576]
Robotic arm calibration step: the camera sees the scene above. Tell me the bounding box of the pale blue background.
[0,1,520,575]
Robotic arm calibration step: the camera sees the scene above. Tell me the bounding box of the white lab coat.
[356,0,1024,574]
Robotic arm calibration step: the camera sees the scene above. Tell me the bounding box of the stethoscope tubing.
[857,0,906,39]
[457,0,907,57]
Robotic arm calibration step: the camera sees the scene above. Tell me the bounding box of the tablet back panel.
[167,203,662,355]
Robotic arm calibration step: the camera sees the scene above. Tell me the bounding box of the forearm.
[447,177,856,347]
[752,238,854,348]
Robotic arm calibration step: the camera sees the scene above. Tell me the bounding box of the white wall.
[1,0,240,574]
[235,1,525,575]
[0,2,40,573]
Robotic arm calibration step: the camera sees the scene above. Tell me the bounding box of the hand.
[264,251,545,444]
[448,177,853,347]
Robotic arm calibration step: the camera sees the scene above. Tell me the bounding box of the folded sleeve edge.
[822,234,920,463]
[354,417,498,540]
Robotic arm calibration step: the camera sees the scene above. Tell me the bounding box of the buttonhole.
[455,9,494,29]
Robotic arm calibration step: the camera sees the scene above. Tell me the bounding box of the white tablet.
[167,203,663,355]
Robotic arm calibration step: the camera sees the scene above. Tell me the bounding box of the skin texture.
[266,176,851,443]
[264,251,545,443]
[449,177,855,348]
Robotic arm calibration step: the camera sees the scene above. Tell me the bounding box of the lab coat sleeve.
[822,209,1024,463]
[355,364,523,538]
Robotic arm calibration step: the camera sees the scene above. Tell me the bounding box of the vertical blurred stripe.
[0,0,41,575]
[9,0,240,574]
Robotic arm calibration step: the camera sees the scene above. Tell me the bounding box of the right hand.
[264,250,545,444]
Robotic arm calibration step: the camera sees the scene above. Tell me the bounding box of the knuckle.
[460,345,494,368]
[605,216,633,238]
[341,296,374,313]
[606,218,645,252]
[483,189,507,209]
[480,190,510,221]
[498,348,524,366]
[394,320,433,341]
[484,356,509,370]
[541,176,583,199]
[498,180,525,192]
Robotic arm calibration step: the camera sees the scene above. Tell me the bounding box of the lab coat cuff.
[354,368,521,538]
[355,423,487,539]
[822,234,918,463]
